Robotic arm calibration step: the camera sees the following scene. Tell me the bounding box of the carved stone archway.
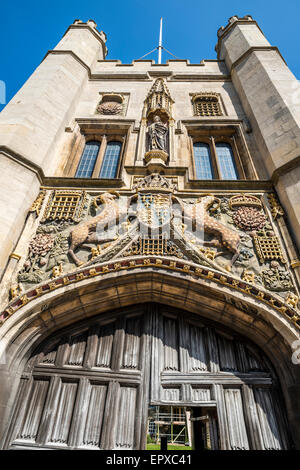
[0,269,299,448]
[0,303,294,450]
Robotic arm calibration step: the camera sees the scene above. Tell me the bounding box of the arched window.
[193,142,214,180]
[99,141,122,179]
[215,143,238,180]
[75,141,100,178]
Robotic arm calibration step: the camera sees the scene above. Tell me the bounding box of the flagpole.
[158,17,163,64]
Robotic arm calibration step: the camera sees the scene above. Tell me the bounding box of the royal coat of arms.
[137,193,172,235]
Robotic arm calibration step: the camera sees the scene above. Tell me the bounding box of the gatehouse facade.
[0,15,299,450]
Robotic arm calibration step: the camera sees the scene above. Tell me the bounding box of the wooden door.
[5,308,151,450]
[3,303,291,450]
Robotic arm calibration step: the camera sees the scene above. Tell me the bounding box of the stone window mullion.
[92,136,107,178]
[210,136,221,179]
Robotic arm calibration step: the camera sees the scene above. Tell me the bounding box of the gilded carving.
[138,193,171,228]
[90,245,102,260]
[9,285,21,300]
[267,193,284,220]
[123,238,184,258]
[52,264,63,278]
[175,195,241,270]
[260,261,292,292]
[229,194,261,209]
[76,272,86,281]
[2,254,300,331]
[42,190,87,223]
[253,230,286,264]
[241,270,255,284]
[198,247,217,261]
[18,233,55,284]
[29,190,46,216]
[68,192,134,266]
[11,184,297,317]
[285,292,299,310]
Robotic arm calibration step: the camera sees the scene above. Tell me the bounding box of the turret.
[216,15,300,251]
[0,20,107,272]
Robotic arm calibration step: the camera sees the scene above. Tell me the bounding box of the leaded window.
[215,143,238,180]
[75,141,100,178]
[99,141,122,179]
[193,142,214,180]
[192,140,239,180]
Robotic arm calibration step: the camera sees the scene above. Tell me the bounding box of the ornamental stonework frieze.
[1,183,299,329]
[132,173,177,192]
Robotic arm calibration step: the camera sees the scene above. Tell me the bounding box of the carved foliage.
[261,261,293,292]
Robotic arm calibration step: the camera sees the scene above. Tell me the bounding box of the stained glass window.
[215,143,238,180]
[99,141,122,179]
[193,142,214,180]
[75,141,100,178]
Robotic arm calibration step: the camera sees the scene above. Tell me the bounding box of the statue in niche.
[147,115,168,152]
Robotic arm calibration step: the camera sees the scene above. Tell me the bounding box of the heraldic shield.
[137,193,172,237]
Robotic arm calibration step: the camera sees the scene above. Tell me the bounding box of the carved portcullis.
[42,190,87,223]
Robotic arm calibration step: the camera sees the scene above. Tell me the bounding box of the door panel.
[224,388,249,450]
[115,386,137,449]
[17,378,50,444]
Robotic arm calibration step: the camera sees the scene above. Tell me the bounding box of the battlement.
[93,59,228,78]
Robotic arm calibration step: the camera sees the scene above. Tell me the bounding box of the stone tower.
[0,16,299,450]
[216,15,300,251]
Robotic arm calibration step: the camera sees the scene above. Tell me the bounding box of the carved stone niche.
[143,78,174,170]
[96,93,124,115]
[145,113,169,171]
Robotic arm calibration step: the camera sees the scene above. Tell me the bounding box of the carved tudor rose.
[233,206,267,232]
[97,101,123,115]
[97,93,123,115]
[230,194,266,232]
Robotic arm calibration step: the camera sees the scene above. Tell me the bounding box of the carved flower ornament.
[233,207,266,232]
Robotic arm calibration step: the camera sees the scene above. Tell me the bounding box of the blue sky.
[0,0,299,111]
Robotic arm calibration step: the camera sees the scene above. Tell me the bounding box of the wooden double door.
[3,304,290,450]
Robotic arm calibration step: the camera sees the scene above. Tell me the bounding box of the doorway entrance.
[1,303,291,450]
[146,405,219,450]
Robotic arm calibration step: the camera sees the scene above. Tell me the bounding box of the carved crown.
[229,194,262,209]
